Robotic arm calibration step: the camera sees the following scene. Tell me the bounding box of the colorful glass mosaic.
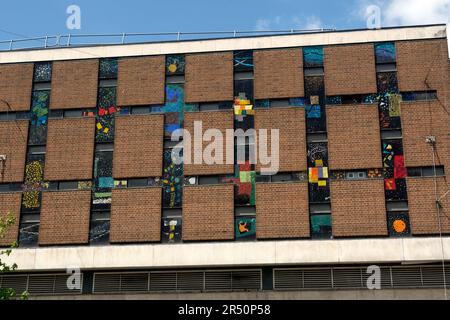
[166,54,185,75]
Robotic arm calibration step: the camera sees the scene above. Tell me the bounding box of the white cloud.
[357,0,450,26]
[305,15,323,29]
[384,0,450,25]
[254,15,323,31]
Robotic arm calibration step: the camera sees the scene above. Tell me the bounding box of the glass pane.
[161,218,182,243]
[33,62,52,82]
[378,93,402,129]
[166,55,185,75]
[303,47,324,68]
[22,154,45,211]
[234,79,254,103]
[93,151,113,209]
[96,87,117,142]
[310,214,332,239]
[89,220,110,244]
[234,94,254,132]
[29,90,50,146]
[387,212,410,237]
[375,42,396,64]
[19,222,40,247]
[235,216,256,240]
[161,84,197,138]
[99,58,118,79]
[383,139,407,201]
[234,50,253,71]
[234,162,256,206]
[162,149,183,208]
[377,72,398,94]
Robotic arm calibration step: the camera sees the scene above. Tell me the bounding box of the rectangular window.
[310,214,332,239]
[58,181,79,190]
[234,79,254,103]
[18,214,40,247]
[33,62,52,83]
[89,211,110,245]
[96,87,117,143]
[234,50,253,72]
[303,47,324,68]
[387,211,410,237]
[198,176,220,185]
[161,217,182,243]
[374,42,396,64]
[345,171,368,180]
[127,178,148,188]
[99,58,118,80]
[166,55,185,75]
[235,216,256,241]
[29,90,50,146]
[92,150,113,211]
[162,149,183,209]
[402,91,438,101]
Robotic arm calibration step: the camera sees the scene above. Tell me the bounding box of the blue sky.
[0,0,449,41]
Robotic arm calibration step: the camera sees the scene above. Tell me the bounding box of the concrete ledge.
[0,25,446,64]
[5,237,450,272]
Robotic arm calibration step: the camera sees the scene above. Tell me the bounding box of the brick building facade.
[0,24,449,298]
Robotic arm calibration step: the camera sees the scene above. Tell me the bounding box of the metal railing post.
[67,34,71,47]
[121,33,126,44]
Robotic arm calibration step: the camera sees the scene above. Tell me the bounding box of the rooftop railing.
[0,29,336,52]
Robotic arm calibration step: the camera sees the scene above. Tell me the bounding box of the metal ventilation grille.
[274,265,450,291]
[303,269,332,289]
[273,269,303,290]
[93,273,121,293]
[391,267,422,287]
[177,272,204,291]
[28,275,55,295]
[0,274,82,296]
[231,270,261,290]
[205,271,232,291]
[332,268,363,289]
[121,273,149,292]
[421,266,446,287]
[150,272,177,291]
[0,275,28,294]
[93,269,262,294]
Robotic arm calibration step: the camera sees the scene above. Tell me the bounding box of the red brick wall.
[0,193,22,246]
[185,52,234,103]
[407,177,450,235]
[324,44,377,95]
[401,101,449,169]
[113,115,164,178]
[397,39,448,93]
[117,56,165,106]
[44,118,95,181]
[254,107,307,173]
[183,185,234,241]
[256,182,310,239]
[50,59,99,109]
[0,120,29,183]
[331,179,387,237]
[0,63,33,112]
[254,48,304,99]
[110,188,162,243]
[327,105,382,170]
[39,191,91,245]
[184,111,235,175]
